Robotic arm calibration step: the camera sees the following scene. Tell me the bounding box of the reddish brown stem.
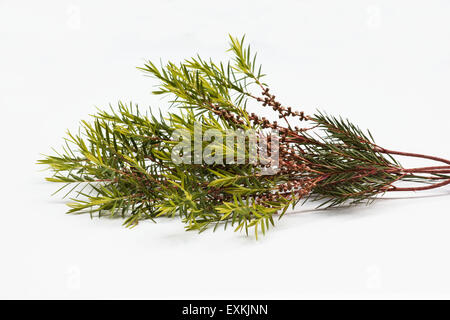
[403,165,450,171]
[388,179,450,192]
[403,168,450,174]
[377,147,450,166]
[384,166,450,174]
[409,171,450,175]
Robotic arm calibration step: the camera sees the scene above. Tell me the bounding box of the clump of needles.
[39,36,450,238]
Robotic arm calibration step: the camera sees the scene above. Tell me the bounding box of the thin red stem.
[388,179,450,192]
[403,169,450,174]
[403,165,450,171]
[377,147,450,166]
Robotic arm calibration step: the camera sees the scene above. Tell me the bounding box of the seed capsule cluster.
[257,88,307,121]
[206,85,322,205]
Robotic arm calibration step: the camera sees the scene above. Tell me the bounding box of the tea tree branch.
[39,36,450,238]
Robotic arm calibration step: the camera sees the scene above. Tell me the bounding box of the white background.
[1,0,450,299]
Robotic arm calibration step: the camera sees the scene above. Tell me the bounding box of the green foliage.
[304,112,401,207]
[40,35,446,238]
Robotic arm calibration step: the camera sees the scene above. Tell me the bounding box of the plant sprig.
[39,35,450,238]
